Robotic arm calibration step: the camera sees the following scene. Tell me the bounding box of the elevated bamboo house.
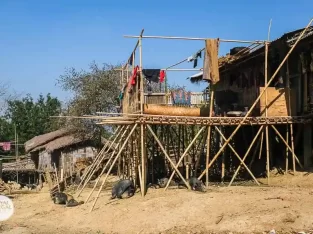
[74,19,313,212]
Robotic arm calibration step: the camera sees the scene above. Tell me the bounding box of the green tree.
[5,93,62,148]
[57,61,121,139]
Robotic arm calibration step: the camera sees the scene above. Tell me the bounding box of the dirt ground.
[2,171,313,234]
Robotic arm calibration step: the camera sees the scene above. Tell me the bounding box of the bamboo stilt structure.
[90,124,138,212]
[271,125,303,168]
[198,18,313,181]
[85,126,131,203]
[214,126,261,186]
[164,126,206,190]
[228,126,264,186]
[146,125,191,190]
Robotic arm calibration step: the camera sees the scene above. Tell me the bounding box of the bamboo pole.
[248,131,262,170]
[76,126,122,191]
[265,41,270,185]
[285,125,289,174]
[89,124,138,212]
[271,125,303,168]
[258,131,264,159]
[84,126,131,202]
[198,18,313,181]
[265,19,272,184]
[53,163,60,192]
[286,59,296,174]
[206,87,214,187]
[214,126,261,186]
[76,127,125,196]
[164,126,206,190]
[146,125,191,190]
[123,35,265,44]
[228,126,264,186]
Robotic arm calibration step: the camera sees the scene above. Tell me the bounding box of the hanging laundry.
[171,89,191,105]
[128,66,139,93]
[160,70,166,83]
[0,142,11,151]
[203,39,219,84]
[142,69,160,83]
[128,52,134,66]
[187,50,202,68]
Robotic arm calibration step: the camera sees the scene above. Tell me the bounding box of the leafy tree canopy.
[57,61,121,138]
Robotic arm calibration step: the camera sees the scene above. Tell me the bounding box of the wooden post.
[285,125,289,174]
[286,59,296,174]
[206,86,214,187]
[264,40,270,185]
[89,124,138,212]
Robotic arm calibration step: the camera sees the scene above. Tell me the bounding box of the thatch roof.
[29,134,93,153]
[24,129,69,153]
[3,157,36,172]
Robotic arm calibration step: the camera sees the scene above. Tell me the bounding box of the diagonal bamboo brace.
[164,126,206,191]
[146,125,191,190]
[228,126,264,186]
[90,124,138,212]
[214,127,260,186]
[271,125,303,168]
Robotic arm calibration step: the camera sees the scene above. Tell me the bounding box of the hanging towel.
[142,69,160,83]
[128,66,139,93]
[203,39,219,84]
[160,70,166,83]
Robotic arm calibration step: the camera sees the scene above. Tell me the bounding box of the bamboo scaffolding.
[123,35,266,44]
[164,126,206,191]
[84,126,131,203]
[271,125,303,168]
[146,125,191,190]
[214,126,260,186]
[89,124,138,212]
[228,126,264,186]
[77,126,121,185]
[76,126,124,197]
[198,18,313,181]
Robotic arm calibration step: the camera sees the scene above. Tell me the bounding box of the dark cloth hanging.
[128,54,133,65]
[142,69,161,83]
[160,70,166,83]
[187,50,202,68]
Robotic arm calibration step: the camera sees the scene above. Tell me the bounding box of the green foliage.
[57,61,121,138]
[4,93,62,151]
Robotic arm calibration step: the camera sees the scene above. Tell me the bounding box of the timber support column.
[303,124,312,168]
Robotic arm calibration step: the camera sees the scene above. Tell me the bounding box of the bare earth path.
[1,172,313,234]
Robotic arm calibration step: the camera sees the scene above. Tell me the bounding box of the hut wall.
[38,151,52,171]
[60,146,97,176]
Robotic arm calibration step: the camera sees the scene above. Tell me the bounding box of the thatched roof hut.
[24,129,69,153]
